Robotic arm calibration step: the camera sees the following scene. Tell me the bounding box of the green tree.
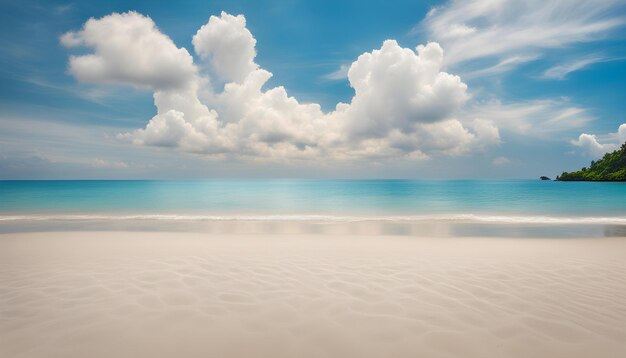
[557,142,626,181]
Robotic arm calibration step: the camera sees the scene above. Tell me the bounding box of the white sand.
[1,231,626,358]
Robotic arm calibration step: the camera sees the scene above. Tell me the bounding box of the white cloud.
[192,12,258,83]
[619,124,626,143]
[423,0,625,70]
[64,11,498,161]
[336,41,469,138]
[323,64,349,80]
[571,133,617,157]
[24,77,114,104]
[60,11,197,91]
[571,123,626,157]
[542,56,607,80]
[120,110,199,147]
[463,55,539,79]
[465,99,592,137]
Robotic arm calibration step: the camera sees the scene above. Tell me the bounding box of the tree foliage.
[557,142,626,181]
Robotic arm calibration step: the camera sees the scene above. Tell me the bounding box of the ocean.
[1,179,625,222]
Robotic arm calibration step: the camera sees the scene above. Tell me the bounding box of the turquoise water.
[1,180,626,222]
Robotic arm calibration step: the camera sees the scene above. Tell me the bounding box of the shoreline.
[3,212,626,224]
[2,231,626,357]
[2,216,626,238]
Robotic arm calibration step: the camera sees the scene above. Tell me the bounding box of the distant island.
[557,142,626,181]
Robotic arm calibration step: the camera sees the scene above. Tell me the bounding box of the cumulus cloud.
[337,41,468,137]
[63,11,500,161]
[571,123,626,157]
[571,134,617,157]
[423,0,625,70]
[192,12,258,83]
[61,11,197,90]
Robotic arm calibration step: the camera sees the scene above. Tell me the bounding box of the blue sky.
[1,0,625,179]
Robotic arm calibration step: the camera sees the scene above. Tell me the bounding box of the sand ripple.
[1,232,626,357]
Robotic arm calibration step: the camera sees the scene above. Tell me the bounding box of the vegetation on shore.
[557,142,626,181]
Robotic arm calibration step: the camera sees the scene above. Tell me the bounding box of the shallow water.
[1,179,626,216]
[1,180,625,237]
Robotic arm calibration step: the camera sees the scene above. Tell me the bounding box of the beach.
[3,0,626,356]
[2,230,626,358]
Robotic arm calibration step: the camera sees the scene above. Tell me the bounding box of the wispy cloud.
[54,4,73,16]
[25,77,112,103]
[492,156,510,166]
[323,64,349,80]
[422,0,625,71]
[0,115,170,179]
[541,55,623,80]
[463,55,539,79]
[465,98,593,138]
[89,158,129,169]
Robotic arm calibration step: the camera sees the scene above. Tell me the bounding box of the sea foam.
[1,214,626,224]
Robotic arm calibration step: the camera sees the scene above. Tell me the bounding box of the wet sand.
[1,231,626,358]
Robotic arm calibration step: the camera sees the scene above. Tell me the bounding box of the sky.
[1,0,625,179]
